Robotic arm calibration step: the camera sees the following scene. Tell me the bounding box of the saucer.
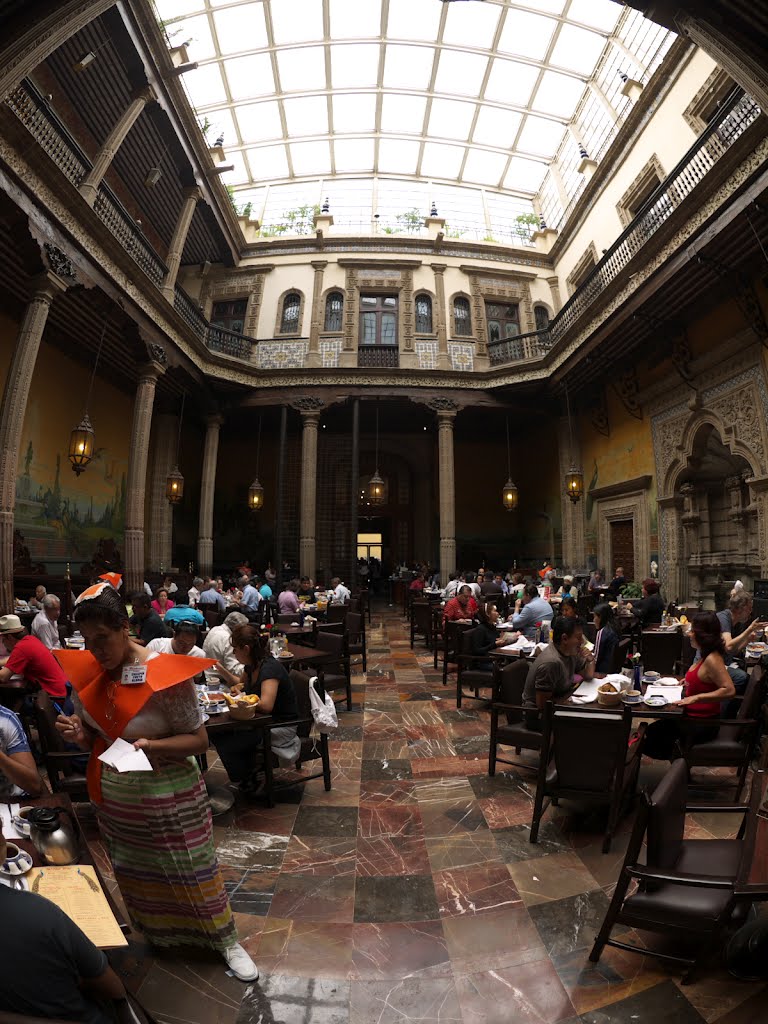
[1,848,34,877]
[644,694,668,707]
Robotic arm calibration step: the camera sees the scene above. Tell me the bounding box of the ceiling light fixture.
[68,319,107,476]
[564,382,584,504]
[166,392,186,504]
[248,415,265,511]
[367,402,387,505]
[502,418,518,511]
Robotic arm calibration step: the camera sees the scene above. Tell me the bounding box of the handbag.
[308,675,338,733]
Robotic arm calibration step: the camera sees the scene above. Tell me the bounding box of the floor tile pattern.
[93,606,765,1023]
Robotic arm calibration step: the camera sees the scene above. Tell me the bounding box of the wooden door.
[610,520,634,581]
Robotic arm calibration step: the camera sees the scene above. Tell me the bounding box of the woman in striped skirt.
[55,582,258,982]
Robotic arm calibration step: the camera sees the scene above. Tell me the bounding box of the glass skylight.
[156,0,674,237]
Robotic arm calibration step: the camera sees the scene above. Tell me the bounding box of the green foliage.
[444,225,465,239]
[395,208,423,231]
[198,116,211,141]
[260,203,320,237]
[512,212,539,241]
[225,186,253,219]
[621,581,643,599]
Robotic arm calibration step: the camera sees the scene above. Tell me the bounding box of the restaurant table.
[1,791,129,934]
[273,624,315,639]
[284,642,336,668]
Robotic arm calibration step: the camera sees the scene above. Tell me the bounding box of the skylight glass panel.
[462,149,508,187]
[329,0,381,39]
[383,44,434,90]
[270,0,324,45]
[532,71,582,119]
[219,151,248,186]
[213,5,267,53]
[567,0,622,32]
[224,54,275,100]
[290,140,331,175]
[283,96,328,136]
[434,51,488,98]
[155,0,199,19]
[378,139,420,174]
[204,108,237,146]
[380,94,427,134]
[333,93,376,133]
[166,15,214,61]
[428,99,475,142]
[277,46,326,92]
[421,143,465,179]
[550,24,607,75]
[386,0,441,42]
[472,105,521,148]
[236,102,283,144]
[184,63,227,107]
[331,44,380,88]
[333,138,375,172]
[517,116,564,158]
[485,60,539,106]
[498,10,556,61]
[246,144,289,180]
[503,156,548,192]
[442,1,500,49]
[518,0,566,12]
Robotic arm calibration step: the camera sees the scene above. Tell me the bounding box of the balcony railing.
[207,323,254,359]
[358,345,399,368]
[488,329,552,366]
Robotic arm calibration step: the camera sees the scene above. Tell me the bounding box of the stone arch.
[663,409,764,498]
[274,287,307,337]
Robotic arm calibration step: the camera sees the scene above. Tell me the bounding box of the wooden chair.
[678,666,763,801]
[276,613,300,625]
[530,702,646,853]
[676,632,696,674]
[347,611,367,673]
[410,600,433,650]
[32,692,89,800]
[611,636,632,674]
[641,630,682,674]
[200,605,222,630]
[358,587,371,625]
[249,670,332,807]
[315,621,345,637]
[315,630,352,710]
[327,604,348,624]
[489,660,542,774]
[455,627,495,708]
[441,620,472,686]
[589,758,766,983]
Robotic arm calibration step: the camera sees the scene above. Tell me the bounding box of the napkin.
[98,737,153,773]
[0,803,21,838]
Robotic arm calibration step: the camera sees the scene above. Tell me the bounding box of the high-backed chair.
[327,604,348,624]
[276,612,300,625]
[641,630,682,674]
[589,758,765,983]
[314,629,352,710]
[530,702,645,853]
[455,626,495,708]
[347,611,367,673]
[611,636,632,674]
[489,660,542,774]
[33,692,89,800]
[441,620,473,686]
[410,600,433,650]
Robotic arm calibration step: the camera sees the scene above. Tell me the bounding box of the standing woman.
[592,602,620,675]
[53,583,258,981]
[643,611,735,760]
[151,587,174,619]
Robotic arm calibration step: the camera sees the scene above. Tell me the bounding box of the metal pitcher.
[26,806,80,865]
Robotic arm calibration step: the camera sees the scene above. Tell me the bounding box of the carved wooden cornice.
[588,476,652,501]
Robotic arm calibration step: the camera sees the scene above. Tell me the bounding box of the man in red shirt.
[0,615,72,711]
[443,585,478,625]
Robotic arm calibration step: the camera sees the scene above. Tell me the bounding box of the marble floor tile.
[292,805,358,837]
[433,862,522,918]
[413,777,477,803]
[442,906,546,974]
[135,957,244,1024]
[215,829,290,869]
[425,834,504,872]
[237,975,351,1024]
[507,850,600,907]
[354,874,439,923]
[454,959,576,1024]
[528,890,615,958]
[349,977,463,1023]
[358,802,424,838]
[490,822,572,863]
[350,921,452,980]
[358,780,418,805]
[356,834,432,877]
[360,758,413,781]
[419,799,490,837]
[282,836,357,876]
[269,872,357,923]
[577,979,707,1023]
[221,866,279,916]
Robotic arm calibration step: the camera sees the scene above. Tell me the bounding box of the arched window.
[324,291,343,332]
[280,291,301,334]
[534,305,550,331]
[415,294,432,334]
[453,296,471,337]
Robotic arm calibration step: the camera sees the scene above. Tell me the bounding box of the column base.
[305,350,321,368]
[0,510,14,614]
[78,182,98,207]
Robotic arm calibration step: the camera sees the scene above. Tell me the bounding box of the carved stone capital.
[42,243,77,284]
[425,397,461,414]
[205,413,225,428]
[137,360,166,384]
[145,342,167,365]
[290,396,326,412]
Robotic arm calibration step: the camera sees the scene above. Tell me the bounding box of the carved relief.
[401,267,414,352]
[343,267,358,352]
[613,368,643,420]
[589,387,610,437]
[290,397,326,412]
[43,243,76,282]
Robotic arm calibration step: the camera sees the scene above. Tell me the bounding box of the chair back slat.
[645,757,688,869]
[550,706,631,792]
[641,631,682,674]
[498,660,529,724]
[611,636,631,674]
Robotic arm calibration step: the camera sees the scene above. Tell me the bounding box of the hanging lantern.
[565,466,584,503]
[166,465,184,504]
[367,470,387,506]
[248,476,264,511]
[68,414,95,476]
[502,477,518,511]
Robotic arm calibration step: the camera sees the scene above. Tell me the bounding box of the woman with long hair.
[592,602,619,674]
[53,583,258,981]
[210,625,300,792]
[643,611,735,760]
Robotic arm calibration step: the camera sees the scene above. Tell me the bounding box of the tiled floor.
[95,607,765,1024]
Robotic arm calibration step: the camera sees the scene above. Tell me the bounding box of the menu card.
[25,865,127,948]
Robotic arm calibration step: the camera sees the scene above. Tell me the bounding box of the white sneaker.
[223,943,260,982]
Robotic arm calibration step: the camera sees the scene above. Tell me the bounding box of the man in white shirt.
[330,577,351,605]
[30,595,62,650]
[442,574,460,601]
[188,577,204,606]
[202,611,247,683]
[146,620,206,660]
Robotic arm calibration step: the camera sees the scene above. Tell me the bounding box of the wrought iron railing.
[172,286,207,339]
[358,346,399,368]
[207,323,254,359]
[92,189,167,287]
[488,329,552,366]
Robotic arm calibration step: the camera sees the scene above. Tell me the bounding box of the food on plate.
[223,691,260,706]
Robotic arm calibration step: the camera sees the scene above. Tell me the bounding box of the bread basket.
[597,682,622,707]
[228,701,257,721]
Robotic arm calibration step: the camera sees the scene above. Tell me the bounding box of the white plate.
[0,852,33,877]
[644,694,668,707]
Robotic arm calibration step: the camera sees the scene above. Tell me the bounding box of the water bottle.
[633,660,643,688]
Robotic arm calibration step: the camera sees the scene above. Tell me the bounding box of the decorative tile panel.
[320,339,342,367]
[256,340,308,369]
[416,341,438,369]
[448,342,474,372]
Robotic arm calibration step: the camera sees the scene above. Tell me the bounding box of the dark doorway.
[610,520,635,582]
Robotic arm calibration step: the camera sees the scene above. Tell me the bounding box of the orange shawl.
[54,650,216,803]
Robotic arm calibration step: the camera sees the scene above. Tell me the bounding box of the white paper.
[0,803,21,838]
[572,679,600,700]
[501,636,535,652]
[98,737,153,773]
[645,683,683,703]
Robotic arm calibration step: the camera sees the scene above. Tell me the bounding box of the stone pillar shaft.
[79,88,154,205]
[431,263,450,370]
[161,186,202,300]
[557,417,586,568]
[437,411,456,582]
[307,261,327,367]
[124,363,164,594]
[299,413,320,579]
[147,414,177,571]
[0,275,65,612]
[197,415,223,577]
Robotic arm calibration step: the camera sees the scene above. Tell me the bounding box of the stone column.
[298,410,320,579]
[0,273,67,612]
[546,276,563,315]
[124,362,165,595]
[147,414,177,571]
[349,398,359,585]
[161,186,202,300]
[658,494,685,604]
[431,263,450,370]
[197,414,223,577]
[557,417,586,568]
[79,87,155,205]
[306,260,327,367]
[434,404,458,583]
